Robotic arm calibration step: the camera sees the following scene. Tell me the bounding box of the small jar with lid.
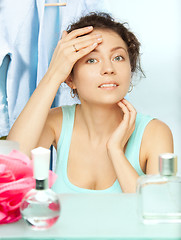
[20,147,61,230]
[136,153,181,224]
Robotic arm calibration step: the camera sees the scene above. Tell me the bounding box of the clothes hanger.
[44,2,66,7]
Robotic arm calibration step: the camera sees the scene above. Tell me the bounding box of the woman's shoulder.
[48,104,76,118]
[143,118,173,140]
[47,104,77,147]
[138,116,174,174]
[136,113,172,137]
[142,118,173,163]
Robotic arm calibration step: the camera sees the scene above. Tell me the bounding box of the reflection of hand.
[107,99,137,153]
[47,26,102,84]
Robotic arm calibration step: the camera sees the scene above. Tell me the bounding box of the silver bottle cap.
[159,153,177,176]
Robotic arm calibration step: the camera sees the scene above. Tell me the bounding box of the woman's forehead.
[89,28,128,50]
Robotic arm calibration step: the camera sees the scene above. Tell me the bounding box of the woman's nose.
[100,60,115,75]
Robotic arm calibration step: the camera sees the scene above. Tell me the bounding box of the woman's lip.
[98,83,118,88]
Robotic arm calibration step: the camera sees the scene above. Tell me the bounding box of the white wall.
[104,0,181,173]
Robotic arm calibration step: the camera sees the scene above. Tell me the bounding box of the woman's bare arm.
[7,72,62,156]
[7,27,102,156]
[106,99,174,193]
[144,119,174,174]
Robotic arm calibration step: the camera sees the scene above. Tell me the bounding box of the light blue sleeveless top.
[52,105,153,193]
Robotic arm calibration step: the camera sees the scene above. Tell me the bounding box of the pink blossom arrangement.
[0,150,57,224]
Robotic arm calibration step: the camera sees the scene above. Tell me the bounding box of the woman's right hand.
[47,26,102,84]
[6,27,102,156]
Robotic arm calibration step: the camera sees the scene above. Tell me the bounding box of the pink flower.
[0,150,57,224]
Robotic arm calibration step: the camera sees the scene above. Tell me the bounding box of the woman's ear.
[65,75,76,89]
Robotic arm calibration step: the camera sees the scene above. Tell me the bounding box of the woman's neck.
[76,102,123,145]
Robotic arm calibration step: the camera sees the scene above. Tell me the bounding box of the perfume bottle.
[20,147,61,230]
[137,153,181,224]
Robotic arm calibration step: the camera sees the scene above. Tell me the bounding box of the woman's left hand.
[107,99,137,154]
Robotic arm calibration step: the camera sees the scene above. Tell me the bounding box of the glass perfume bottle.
[137,153,181,224]
[20,147,61,230]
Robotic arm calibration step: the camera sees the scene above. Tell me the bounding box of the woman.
[7,12,173,193]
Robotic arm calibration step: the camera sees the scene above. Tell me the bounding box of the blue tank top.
[52,105,153,193]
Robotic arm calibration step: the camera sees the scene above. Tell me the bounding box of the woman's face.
[71,29,132,105]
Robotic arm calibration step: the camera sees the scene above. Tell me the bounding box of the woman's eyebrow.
[111,46,128,53]
[92,46,128,53]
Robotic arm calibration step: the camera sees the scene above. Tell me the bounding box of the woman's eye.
[114,55,123,61]
[87,58,97,64]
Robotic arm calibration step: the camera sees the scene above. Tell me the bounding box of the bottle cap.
[31,147,50,180]
[159,153,177,176]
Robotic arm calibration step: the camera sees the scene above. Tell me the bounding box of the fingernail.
[92,42,98,47]
[97,38,103,42]
[87,26,93,29]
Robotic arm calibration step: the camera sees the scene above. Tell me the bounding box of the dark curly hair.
[67,12,145,78]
